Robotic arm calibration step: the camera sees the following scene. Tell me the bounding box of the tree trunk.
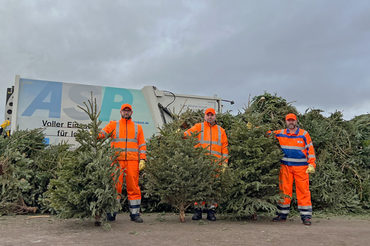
[94,214,102,226]
[179,204,186,223]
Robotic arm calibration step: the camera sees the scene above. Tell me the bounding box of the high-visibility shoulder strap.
[200,122,204,141]
[217,125,221,145]
[134,122,138,141]
[115,120,120,138]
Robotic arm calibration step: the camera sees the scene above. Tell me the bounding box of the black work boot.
[272,215,287,222]
[106,212,117,221]
[206,209,216,221]
[192,208,202,220]
[302,218,312,226]
[130,214,143,223]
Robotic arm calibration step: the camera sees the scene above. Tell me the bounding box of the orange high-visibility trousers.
[278,164,312,218]
[115,160,141,201]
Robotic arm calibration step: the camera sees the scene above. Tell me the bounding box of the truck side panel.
[12,78,156,145]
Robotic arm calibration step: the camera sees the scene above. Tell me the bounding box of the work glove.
[139,160,146,171]
[246,122,253,129]
[306,164,315,174]
[1,120,10,128]
[221,163,227,173]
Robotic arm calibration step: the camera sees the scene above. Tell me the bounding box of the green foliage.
[0,129,49,215]
[177,109,204,130]
[351,114,370,206]
[244,92,298,129]
[46,96,121,223]
[36,143,76,213]
[216,111,235,132]
[222,94,284,218]
[144,118,229,221]
[1,92,369,219]
[300,111,370,212]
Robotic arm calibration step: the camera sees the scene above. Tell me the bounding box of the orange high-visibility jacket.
[184,121,229,161]
[99,118,146,161]
[272,128,316,167]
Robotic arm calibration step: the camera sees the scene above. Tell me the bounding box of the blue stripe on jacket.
[281,160,308,166]
[275,134,307,145]
[281,148,307,159]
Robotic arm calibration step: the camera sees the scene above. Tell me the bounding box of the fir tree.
[300,110,369,212]
[0,128,47,215]
[224,116,282,218]
[144,119,228,222]
[220,94,292,218]
[46,95,121,225]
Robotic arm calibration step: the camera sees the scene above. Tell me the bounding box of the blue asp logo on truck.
[13,77,156,145]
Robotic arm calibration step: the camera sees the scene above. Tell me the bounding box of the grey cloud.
[1,0,369,121]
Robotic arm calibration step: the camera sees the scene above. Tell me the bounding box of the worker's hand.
[306,164,315,174]
[139,160,146,171]
[1,120,10,128]
[176,128,181,133]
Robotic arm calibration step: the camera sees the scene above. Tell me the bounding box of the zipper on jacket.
[209,123,212,154]
[125,120,128,160]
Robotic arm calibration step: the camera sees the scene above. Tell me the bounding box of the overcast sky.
[1,0,369,123]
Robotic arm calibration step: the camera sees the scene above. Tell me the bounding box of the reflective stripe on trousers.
[129,199,141,215]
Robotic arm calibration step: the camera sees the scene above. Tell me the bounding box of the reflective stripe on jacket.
[99,118,146,161]
[184,121,229,161]
[273,128,316,167]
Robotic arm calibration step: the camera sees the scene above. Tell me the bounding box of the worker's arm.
[266,129,281,137]
[137,125,146,171]
[137,125,146,161]
[184,123,201,138]
[221,128,229,164]
[98,121,115,139]
[305,132,316,171]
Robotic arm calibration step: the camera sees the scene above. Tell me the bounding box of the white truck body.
[5,75,223,145]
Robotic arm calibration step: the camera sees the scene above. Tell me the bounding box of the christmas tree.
[46,95,121,225]
[144,119,228,222]
[0,128,47,215]
[300,110,369,212]
[224,115,282,218]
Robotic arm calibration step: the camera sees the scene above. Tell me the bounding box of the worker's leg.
[115,161,126,197]
[294,166,312,223]
[206,201,218,221]
[125,160,142,222]
[275,164,294,220]
[192,201,205,220]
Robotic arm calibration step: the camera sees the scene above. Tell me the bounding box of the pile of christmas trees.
[0,97,120,225]
[1,93,369,222]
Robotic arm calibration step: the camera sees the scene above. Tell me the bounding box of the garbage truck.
[4,75,232,145]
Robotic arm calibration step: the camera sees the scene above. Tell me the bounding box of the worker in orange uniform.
[99,104,146,223]
[184,107,229,221]
[269,113,316,226]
